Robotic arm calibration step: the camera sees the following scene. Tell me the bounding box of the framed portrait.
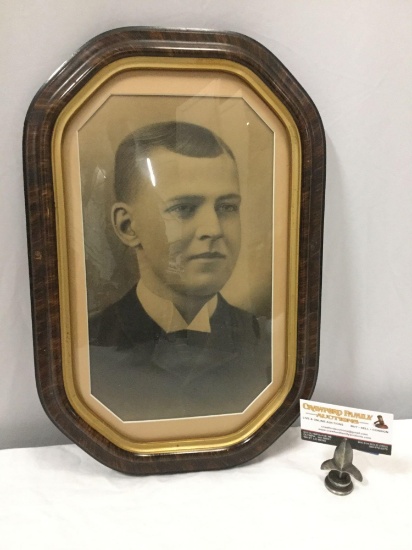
[24,28,326,474]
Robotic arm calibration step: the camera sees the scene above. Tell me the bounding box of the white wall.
[1,0,411,449]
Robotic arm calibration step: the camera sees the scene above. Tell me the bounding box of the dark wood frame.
[23,28,326,475]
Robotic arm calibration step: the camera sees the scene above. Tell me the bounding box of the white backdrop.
[1,0,411,449]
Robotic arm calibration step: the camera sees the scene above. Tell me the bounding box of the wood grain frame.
[23,28,326,474]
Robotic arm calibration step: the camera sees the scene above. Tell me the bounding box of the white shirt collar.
[136,281,217,333]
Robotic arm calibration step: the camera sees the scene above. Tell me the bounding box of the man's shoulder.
[89,286,156,347]
[216,295,255,322]
[214,295,269,341]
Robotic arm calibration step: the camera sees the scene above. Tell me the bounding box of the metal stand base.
[324,470,353,495]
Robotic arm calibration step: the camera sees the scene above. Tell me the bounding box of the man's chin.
[172,281,227,299]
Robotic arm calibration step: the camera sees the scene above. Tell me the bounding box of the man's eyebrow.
[216,193,241,201]
[165,194,204,203]
[165,193,241,203]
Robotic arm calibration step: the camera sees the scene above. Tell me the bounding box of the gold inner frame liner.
[51,57,301,454]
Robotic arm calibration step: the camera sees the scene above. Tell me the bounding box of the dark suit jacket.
[89,287,271,421]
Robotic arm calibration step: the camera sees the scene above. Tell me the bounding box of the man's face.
[123,147,241,299]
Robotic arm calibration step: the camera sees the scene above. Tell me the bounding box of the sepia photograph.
[80,94,275,422]
[86,119,274,421]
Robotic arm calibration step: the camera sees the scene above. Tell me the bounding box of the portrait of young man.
[87,121,272,421]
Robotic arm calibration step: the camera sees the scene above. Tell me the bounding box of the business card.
[300,399,393,455]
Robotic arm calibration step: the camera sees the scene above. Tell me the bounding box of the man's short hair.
[114,121,236,202]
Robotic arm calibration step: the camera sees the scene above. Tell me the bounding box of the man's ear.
[111,203,141,248]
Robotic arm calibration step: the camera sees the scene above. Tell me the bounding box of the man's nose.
[194,206,223,240]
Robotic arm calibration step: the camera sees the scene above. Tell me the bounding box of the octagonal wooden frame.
[23,28,325,475]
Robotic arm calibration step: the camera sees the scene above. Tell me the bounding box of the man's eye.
[216,203,239,213]
[167,204,197,218]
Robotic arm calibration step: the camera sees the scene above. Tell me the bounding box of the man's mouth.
[188,252,226,260]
